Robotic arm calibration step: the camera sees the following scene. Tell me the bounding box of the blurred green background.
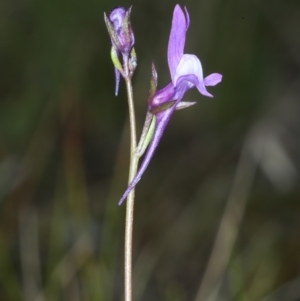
[0,0,299,300]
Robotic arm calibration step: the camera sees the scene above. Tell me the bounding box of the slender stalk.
[123,55,139,301]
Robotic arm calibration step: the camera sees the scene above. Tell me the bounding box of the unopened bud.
[105,6,135,56]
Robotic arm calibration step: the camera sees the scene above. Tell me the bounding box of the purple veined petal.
[204,73,223,86]
[196,81,213,97]
[173,54,204,87]
[118,105,177,205]
[184,6,190,28]
[176,73,198,87]
[168,5,189,82]
[174,73,199,100]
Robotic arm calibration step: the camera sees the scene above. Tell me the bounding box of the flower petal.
[109,7,126,33]
[196,81,213,97]
[204,73,223,86]
[184,7,190,28]
[176,74,198,88]
[174,54,204,86]
[168,5,189,81]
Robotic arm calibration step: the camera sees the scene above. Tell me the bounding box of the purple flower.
[118,4,222,205]
[105,6,134,56]
[104,7,135,95]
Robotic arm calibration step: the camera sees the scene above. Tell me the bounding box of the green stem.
[123,57,139,301]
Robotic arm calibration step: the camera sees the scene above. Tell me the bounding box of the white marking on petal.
[174,54,204,86]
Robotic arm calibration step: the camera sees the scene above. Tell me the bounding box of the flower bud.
[104,6,135,56]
